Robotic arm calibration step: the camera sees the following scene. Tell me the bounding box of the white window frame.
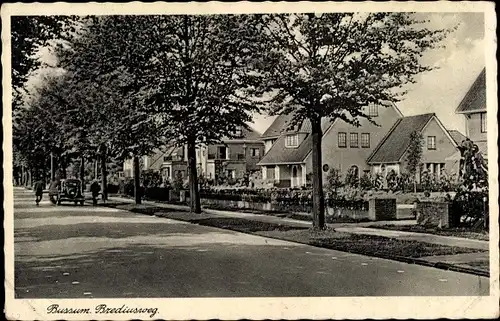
[368,103,378,117]
[350,133,359,148]
[285,134,299,148]
[338,132,347,148]
[427,136,436,150]
[480,112,487,133]
[361,133,370,148]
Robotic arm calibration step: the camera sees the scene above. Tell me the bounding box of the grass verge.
[103,201,489,276]
[369,224,489,241]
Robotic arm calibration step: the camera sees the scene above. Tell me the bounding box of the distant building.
[258,101,404,187]
[367,113,462,180]
[455,68,487,158]
[122,126,264,184]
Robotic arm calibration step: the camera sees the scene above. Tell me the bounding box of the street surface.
[13,188,489,297]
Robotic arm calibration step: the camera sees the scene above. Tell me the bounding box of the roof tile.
[367,113,434,164]
[456,68,486,113]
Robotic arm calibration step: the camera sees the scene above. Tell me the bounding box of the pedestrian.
[90,180,101,205]
[33,178,44,205]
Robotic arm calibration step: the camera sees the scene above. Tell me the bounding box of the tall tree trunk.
[133,155,141,204]
[80,156,85,191]
[311,117,325,229]
[187,138,201,213]
[100,151,108,201]
[61,157,67,179]
[21,165,25,186]
[50,153,55,181]
[28,167,32,187]
[94,160,99,180]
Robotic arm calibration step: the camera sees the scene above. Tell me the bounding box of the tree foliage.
[405,131,424,177]
[10,15,82,110]
[247,13,452,227]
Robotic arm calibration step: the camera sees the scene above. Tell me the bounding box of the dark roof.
[456,68,486,113]
[258,118,333,165]
[448,129,467,145]
[257,135,313,165]
[367,113,435,164]
[221,125,262,142]
[260,114,313,139]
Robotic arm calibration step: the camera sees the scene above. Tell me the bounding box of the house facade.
[454,68,487,158]
[123,126,264,184]
[258,101,404,188]
[367,113,462,180]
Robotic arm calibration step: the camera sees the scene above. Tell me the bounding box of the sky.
[250,13,485,135]
[26,13,485,136]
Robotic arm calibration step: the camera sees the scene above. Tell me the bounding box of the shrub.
[326,168,343,195]
[359,172,373,191]
[386,169,399,191]
[344,167,359,188]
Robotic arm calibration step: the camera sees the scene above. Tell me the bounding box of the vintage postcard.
[3,1,499,320]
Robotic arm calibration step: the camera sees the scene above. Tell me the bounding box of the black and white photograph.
[3,2,498,320]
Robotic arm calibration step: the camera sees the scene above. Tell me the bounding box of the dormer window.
[368,103,378,117]
[235,127,243,137]
[285,134,299,148]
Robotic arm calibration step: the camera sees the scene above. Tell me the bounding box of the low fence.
[200,197,370,219]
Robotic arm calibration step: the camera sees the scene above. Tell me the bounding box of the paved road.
[13,188,489,298]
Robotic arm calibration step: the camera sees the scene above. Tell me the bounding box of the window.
[235,127,243,137]
[427,136,436,150]
[251,148,260,157]
[361,133,370,148]
[227,169,236,179]
[338,132,347,148]
[481,112,487,133]
[368,103,378,117]
[218,146,227,159]
[285,134,299,147]
[350,133,359,148]
[163,167,171,179]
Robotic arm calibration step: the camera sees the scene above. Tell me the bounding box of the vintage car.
[48,178,85,205]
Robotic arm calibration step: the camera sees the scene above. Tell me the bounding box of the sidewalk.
[108,195,489,251]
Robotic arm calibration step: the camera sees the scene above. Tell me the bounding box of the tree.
[454,139,488,228]
[325,167,343,197]
[248,13,452,228]
[119,15,263,213]
[10,15,81,110]
[405,131,424,192]
[54,17,166,203]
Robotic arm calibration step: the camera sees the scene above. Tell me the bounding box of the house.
[258,101,404,187]
[122,145,189,182]
[205,126,264,181]
[367,113,461,179]
[123,126,264,184]
[454,68,487,158]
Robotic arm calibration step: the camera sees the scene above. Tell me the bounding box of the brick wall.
[368,198,397,221]
[416,201,452,228]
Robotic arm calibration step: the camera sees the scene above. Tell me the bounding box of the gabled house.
[258,101,404,187]
[367,113,461,179]
[455,68,487,158]
[205,126,264,181]
[123,125,264,184]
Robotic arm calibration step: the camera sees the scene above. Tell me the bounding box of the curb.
[102,201,490,278]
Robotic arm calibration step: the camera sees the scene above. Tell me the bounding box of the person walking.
[90,180,101,205]
[33,178,44,205]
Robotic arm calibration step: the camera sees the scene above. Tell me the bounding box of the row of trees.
[13,13,452,229]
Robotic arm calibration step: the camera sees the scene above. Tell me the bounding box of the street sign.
[323,164,329,172]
